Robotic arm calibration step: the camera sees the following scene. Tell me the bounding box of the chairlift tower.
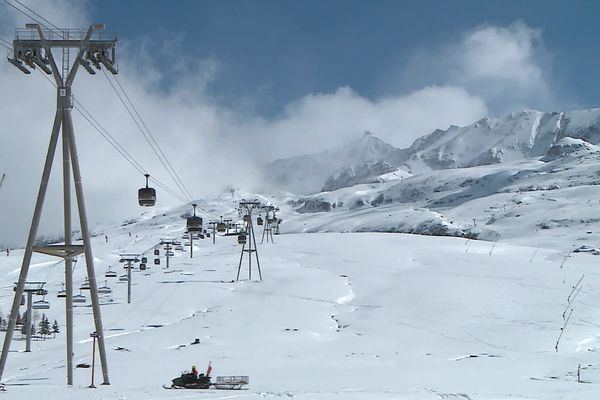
[161,238,176,269]
[261,205,278,244]
[236,199,262,281]
[15,281,48,353]
[119,254,139,304]
[0,23,117,386]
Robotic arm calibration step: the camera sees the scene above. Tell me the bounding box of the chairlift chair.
[119,274,128,282]
[80,277,90,291]
[98,281,112,294]
[73,290,86,304]
[138,173,156,207]
[105,266,117,278]
[57,283,66,298]
[32,297,50,310]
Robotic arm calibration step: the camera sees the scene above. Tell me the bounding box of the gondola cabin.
[154,258,160,265]
[238,232,247,245]
[257,216,263,226]
[138,174,156,207]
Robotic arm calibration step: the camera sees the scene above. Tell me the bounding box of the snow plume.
[1,0,486,245]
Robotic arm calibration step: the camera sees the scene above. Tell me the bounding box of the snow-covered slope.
[2,209,600,399]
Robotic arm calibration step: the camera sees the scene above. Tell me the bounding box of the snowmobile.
[165,372,211,389]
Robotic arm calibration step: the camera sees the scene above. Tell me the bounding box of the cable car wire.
[4,0,192,204]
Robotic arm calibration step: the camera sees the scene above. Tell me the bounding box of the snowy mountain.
[403,108,600,171]
[267,108,600,194]
[265,131,407,194]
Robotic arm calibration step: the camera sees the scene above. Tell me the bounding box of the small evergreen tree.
[38,314,50,340]
[16,311,23,327]
[51,320,59,338]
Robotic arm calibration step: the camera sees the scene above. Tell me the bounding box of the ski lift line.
[35,69,188,204]
[109,72,195,201]
[567,274,585,303]
[102,71,194,203]
[562,285,583,320]
[10,2,191,205]
[12,0,62,32]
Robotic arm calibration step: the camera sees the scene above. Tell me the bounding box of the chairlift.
[187,204,203,232]
[105,266,117,278]
[138,173,156,207]
[73,290,86,304]
[80,277,90,291]
[237,232,247,245]
[154,258,160,265]
[119,274,128,282]
[154,249,160,256]
[98,280,112,294]
[139,263,147,270]
[32,297,50,310]
[57,283,66,298]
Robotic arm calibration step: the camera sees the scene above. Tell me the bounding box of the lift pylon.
[0,23,117,386]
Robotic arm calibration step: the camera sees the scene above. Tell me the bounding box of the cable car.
[139,263,147,270]
[141,257,147,264]
[154,249,160,256]
[105,266,117,278]
[257,216,264,226]
[138,173,156,207]
[80,277,90,291]
[32,297,50,310]
[187,204,203,232]
[98,281,112,294]
[73,290,86,304]
[154,258,160,265]
[238,232,247,245]
[57,283,66,298]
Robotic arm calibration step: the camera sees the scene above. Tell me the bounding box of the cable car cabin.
[154,249,160,256]
[187,216,203,232]
[32,298,50,310]
[105,267,117,278]
[139,174,156,207]
[154,258,160,265]
[141,257,147,264]
[243,215,251,224]
[257,217,264,226]
[237,232,247,245]
[139,263,147,270]
[217,222,226,233]
[206,233,211,238]
[199,234,205,239]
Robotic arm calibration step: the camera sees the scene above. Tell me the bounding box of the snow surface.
[1,205,600,399]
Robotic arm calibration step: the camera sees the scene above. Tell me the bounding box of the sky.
[0,0,599,245]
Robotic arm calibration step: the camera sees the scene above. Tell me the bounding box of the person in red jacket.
[191,365,198,378]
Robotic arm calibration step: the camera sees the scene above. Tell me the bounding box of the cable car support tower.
[0,23,117,386]
[236,199,262,281]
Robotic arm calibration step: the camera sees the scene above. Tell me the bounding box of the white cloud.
[458,22,546,90]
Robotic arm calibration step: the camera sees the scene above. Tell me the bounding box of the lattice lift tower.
[0,23,117,386]
[237,199,263,281]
